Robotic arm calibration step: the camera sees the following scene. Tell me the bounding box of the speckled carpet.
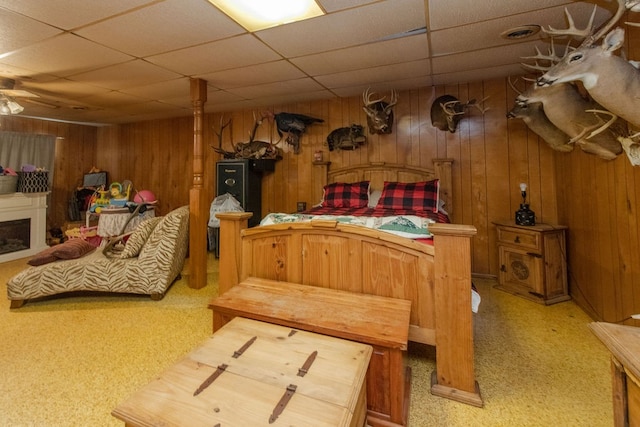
[1,254,612,426]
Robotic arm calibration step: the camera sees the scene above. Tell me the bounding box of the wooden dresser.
[589,322,640,427]
[494,222,569,305]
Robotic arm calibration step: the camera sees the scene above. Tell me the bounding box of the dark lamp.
[515,183,536,226]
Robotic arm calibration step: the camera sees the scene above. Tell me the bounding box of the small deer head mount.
[430,95,488,133]
[362,88,398,134]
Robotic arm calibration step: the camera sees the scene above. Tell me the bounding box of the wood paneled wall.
[94,83,560,280]
[1,25,638,326]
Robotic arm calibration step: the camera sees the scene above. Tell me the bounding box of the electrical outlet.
[632,314,640,320]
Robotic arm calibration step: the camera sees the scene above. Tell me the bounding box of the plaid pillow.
[377,180,439,212]
[322,181,370,208]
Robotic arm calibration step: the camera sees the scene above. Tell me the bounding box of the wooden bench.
[209,276,412,427]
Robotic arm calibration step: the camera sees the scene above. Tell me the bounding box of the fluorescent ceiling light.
[209,0,324,31]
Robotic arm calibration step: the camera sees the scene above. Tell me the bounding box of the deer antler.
[508,76,524,96]
[470,97,490,114]
[521,39,573,72]
[441,100,465,116]
[545,0,628,46]
[211,115,234,156]
[543,5,597,41]
[363,87,386,106]
[384,89,398,111]
[566,109,619,143]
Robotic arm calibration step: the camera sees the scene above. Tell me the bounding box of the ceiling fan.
[0,78,42,115]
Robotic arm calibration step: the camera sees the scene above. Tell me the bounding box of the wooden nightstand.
[494,221,570,305]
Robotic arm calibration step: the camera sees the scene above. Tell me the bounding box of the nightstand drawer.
[497,227,541,251]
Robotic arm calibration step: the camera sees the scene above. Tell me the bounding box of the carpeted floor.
[1,254,613,426]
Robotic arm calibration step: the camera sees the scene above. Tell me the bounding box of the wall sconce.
[0,96,24,115]
[515,182,536,226]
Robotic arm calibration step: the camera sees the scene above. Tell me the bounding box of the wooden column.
[189,78,207,289]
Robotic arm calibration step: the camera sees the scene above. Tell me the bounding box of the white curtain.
[0,131,56,187]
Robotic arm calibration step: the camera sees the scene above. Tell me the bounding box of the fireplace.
[0,218,30,254]
[0,193,49,263]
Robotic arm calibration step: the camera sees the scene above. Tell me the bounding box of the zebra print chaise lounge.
[7,205,189,308]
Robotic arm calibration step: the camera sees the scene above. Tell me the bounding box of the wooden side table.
[493,221,569,305]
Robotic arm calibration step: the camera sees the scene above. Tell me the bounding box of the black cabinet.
[216,159,274,228]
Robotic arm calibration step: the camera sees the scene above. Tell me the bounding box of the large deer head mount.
[507,100,574,153]
[211,112,282,160]
[510,78,623,160]
[534,0,640,130]
[362,88,397,134]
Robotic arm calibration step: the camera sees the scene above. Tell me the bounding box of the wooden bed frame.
[216,159,482,407]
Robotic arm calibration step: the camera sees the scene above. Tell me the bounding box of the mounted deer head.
[514,82,623,160]
[507,100,573,153]
[535,0,640,129]
[362,88,397,134]
[430,95,488,133]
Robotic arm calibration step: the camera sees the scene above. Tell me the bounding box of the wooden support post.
[429,222,483,407]
[189,78,207,289]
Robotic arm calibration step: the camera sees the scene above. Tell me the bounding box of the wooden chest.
[209,277,412,426]
[112,317,372,427]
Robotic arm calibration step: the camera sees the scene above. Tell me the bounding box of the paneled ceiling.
[0,0,624,125]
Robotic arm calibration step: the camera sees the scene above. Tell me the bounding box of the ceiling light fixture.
[0,95,24,115]
[208,0,324,32]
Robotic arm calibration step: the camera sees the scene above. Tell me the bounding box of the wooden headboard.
[313,159,453,217]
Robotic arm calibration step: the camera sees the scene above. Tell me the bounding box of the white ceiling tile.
[75,0,245,57]
[78,90,149,108]
[206,89,246,105]
[429,4,612,56]
[146,34,281,75]
[256,0,426,57]
[291,34,428,76]
[317,0,380,13]
[120,78,191,101]
[431,63,525,86]
[200,61,306,90]
[431,40,542,74]
[226,78,326,99]
[0,33,133,77]
[316,59,430,89]
[0,8,62,54]
[21,79,111,103]
[0,0,156,30]
[428,0,570,30]
[70,60,182,90]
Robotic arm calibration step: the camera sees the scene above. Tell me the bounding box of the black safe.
[215,159,275,228]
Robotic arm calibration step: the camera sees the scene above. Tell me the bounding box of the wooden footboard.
[217,212,482,406]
